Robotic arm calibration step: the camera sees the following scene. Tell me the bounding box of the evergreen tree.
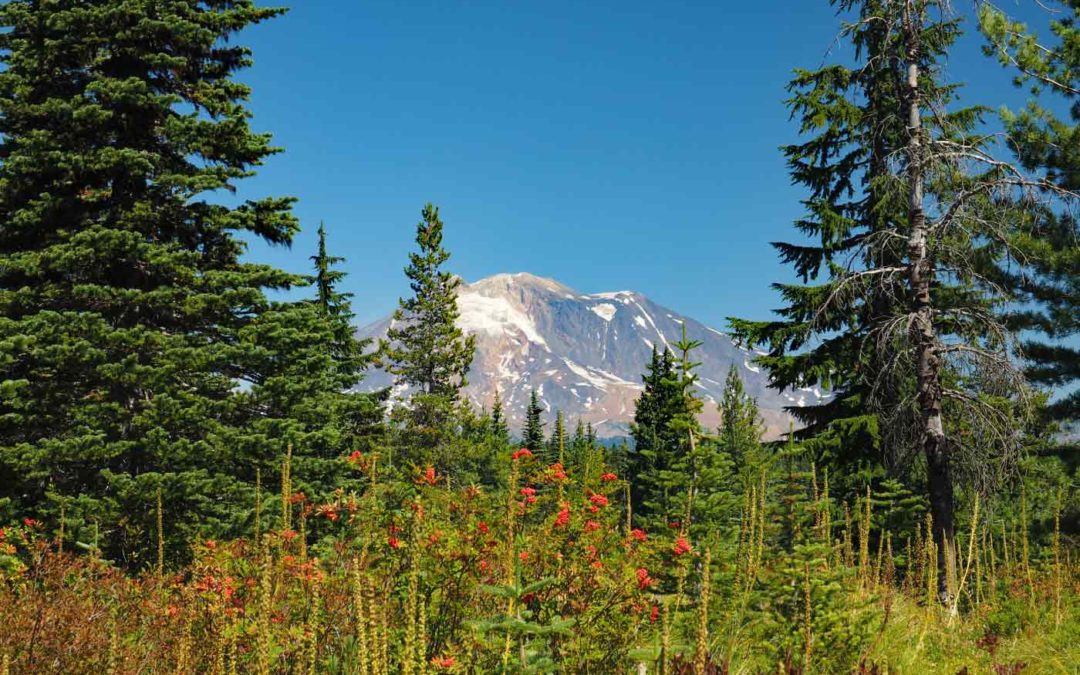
[718,367,765,487]
[490,389,511,450]
[733,0,1040,598]
[383,204,476,464]
[546,410,567,466]
[629,345,690,528]
[235,225,384,513]
[522,389,546,452]
[0,0,300,562]
[979,3,1080,426]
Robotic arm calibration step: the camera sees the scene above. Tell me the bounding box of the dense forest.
[0,0,1077,673]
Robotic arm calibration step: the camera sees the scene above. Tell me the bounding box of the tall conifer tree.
[0,0,301,560]
[383,204,476,463]
[522,389,546,452]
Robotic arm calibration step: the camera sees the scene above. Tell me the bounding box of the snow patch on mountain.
[590,303,617,322]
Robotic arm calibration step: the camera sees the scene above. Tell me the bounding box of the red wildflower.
[388,536,402,549]
[346,450,363,464]
[465,485,482,499]
[650,605,660,623]
[589,494,609,508]
[584,520,601,532]
[591,560,604,570]
[630,528,647,542]
[477,521,490,535]
[22,518,38,528]
[417,466,438,486]
[519,551,529,562]
[636,567,654,590]
[289,491,307,505]
[317,504,339,522]
[553,504,570,529]
[673,536,692,556]
[431,656,455,669]
[282,529,298,542]
[519,486,536,497]
[511,448,533,461]
[588,505,599,513]
[205,540,217,550]
[548,462,569,481]
[600,472,618,482]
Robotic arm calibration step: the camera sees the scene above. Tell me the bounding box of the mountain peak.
[468,272,578,297]
[359,272,827,438]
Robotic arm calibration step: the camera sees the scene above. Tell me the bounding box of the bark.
[902,0,955,602]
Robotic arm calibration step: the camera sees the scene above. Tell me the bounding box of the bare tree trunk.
[903,0,955,602]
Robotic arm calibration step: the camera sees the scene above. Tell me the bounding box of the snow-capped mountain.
[357,273,827,438]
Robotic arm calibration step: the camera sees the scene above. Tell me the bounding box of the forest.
[0,1,1077,673]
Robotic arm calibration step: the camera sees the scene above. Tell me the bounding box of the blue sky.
[234,0,1043,328]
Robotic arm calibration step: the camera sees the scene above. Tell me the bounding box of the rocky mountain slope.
[357,273,827,438]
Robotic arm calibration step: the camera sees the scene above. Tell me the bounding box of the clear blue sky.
[234,0,1041,328]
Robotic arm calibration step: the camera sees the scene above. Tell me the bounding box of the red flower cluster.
[416,466,439,486]
[630,528,647,542]
[431,656,455,669]
[673,536,692,556]
[589,493,609,508]
[22,518,38,528]
[584,520,601,532]
[519,486,537,505]
[476,521,490,535]
[316,504,339,522]
[600,472,618,482]
[388,536,402,549]
[519,551,529,562]
[553,504,570,529]
[346,450,363,464]
[511,448,533,461]
[548,462,569,482]
[636,567,654,590]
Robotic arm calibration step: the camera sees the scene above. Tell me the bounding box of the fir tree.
[522,389,546,452]
[0,0,300,562]
[383,204,476,464]
[718,367,765,487]
[490,389,511,450]
[629,344,692,529]
[733,0,1041,599]
[546,410,567,466]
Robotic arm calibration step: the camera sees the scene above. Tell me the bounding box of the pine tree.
[0,0,300,561]
[522,389,546,453]
[383,204,476,463]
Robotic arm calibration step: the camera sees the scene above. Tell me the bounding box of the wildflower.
[519,486,536,497]
[584,520,601,532]
[417,466,438,486]
[346,450,363,464]
[166,605,180,618]
[673,536,692,556]
[650,605,660,623]
[282,529,298,542]
[478,559,490,572]
[636,567,654,590]
[388,536,402,549]
[477,521,490,535]
[548,462,568,481]
[554,504,570,529]
[465,485,482,499]
[519,551,529,562]
[600,472,618,482]
[289,491,307,505]
[630,528,647,542]
[589,493,609,508]
[317,504,339,522]
[431,656,455,669]
[668,520,681,529]
[22,518,38,528]
[591,560,603,570]
[511,448,533,461]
